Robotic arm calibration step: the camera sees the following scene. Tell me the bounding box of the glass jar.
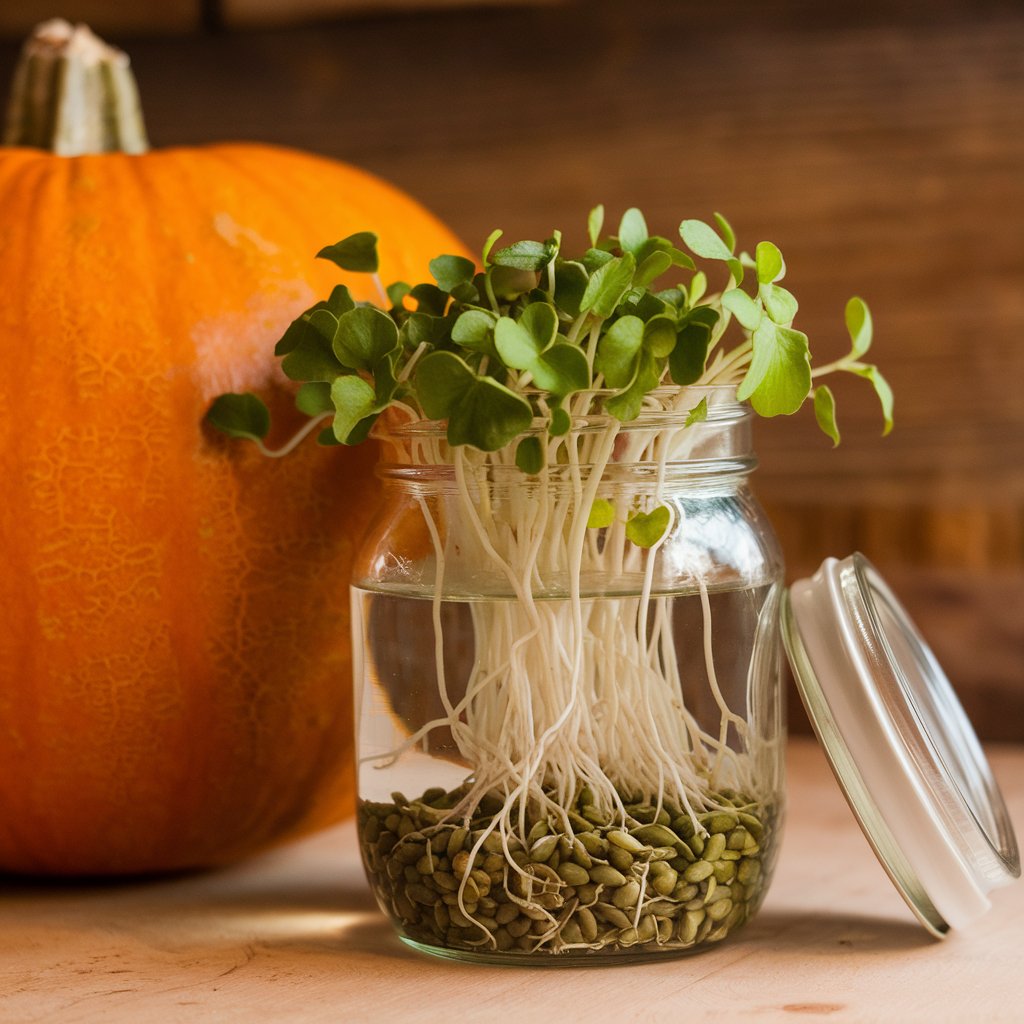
[352,389,785,963]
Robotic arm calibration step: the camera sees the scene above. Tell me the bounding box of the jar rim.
[377,385,746,443]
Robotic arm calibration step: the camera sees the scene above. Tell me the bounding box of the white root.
[364,393,768,860]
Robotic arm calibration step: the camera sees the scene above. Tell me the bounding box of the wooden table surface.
[2,738,1021,1023]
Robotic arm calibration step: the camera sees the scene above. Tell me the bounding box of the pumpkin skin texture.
[0,142,464,875]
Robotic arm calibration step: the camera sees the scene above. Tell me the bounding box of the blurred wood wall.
[1,0,1020,737]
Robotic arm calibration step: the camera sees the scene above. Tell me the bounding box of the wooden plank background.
[1,0,1021,737]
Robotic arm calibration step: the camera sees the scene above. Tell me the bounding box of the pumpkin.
[0,21,465,875]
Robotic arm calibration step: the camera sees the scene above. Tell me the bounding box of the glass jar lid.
[781,553,1020,937]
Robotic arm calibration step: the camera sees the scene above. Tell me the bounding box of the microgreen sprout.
[207,208,891,958]
[208,207,891,456]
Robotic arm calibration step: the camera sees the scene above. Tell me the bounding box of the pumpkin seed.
[358,785,771,958]
[608,829,647,854]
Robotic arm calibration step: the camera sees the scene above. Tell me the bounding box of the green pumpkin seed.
[650,864,678,895]
[578,832,607,857]
[557,861,591,887]
[683,860,714,883]
[495,903,519,925]
[589,864,627,887]
[631,823,679,848]
[707,898,734,922]
[447,827,469,861]
[528,835,561,860]
[713,860,736,883]
[527,820,550,845]
[592,903,632,929]
[407,883,436,906]
[702,833,727,862]
[704,812,739,834]
[608,846,635,872]
[359,786,770,957]
[737,859,761,885]
[679,908,704,944]
[612,879,641,910]
[608,830,647,854]
[577,906,598,942]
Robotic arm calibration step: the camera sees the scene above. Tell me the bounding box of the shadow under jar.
[352,389,786,964]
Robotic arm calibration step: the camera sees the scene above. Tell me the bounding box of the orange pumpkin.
[0,22,465,874]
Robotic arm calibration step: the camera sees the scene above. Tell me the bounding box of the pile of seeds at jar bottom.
[358,784,773,957]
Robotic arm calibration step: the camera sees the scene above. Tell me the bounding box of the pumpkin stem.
[3,19,149,156]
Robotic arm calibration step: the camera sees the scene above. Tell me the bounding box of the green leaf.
[307,307,339,343]
[451,309,497,352]
[491,239,554,271]
[587,498,615,529]
[386,281,411,308]
[533,342,591,397]
[327,284,356,316]
[481,229,503,267]
[449,280,479,305]
[679,219,733,261]
[409,283,449,316]
[813,384,840,447]
[849,363,894,435]
[317,425,342,446]
[415,351,476,419]
[515,436,544,474]
[618,207,649,255]
[372,353,401,409]
[553,260,589,317]
[333,306,400,372]
[330,374,378,443]
[636,237,696,271]
[643,314,677,358]
[755,241,785,284]
[206,393,270,441]
[685,397,708,427]
[596,315,644,388]
[494,316,542,369]
[845,296,873,359]
[653,287,687,314]
[580,252,636,320]
[679,219,742,283]
[762,284,798,325]
[317,231,379,273]
[669,312,716,386]
[737,321,811,417]
[447,377,534,451]
[714,212,736,253]
[606,349,662,422]
[635,250,673,289]
[626,505,671,548]
[518,302,559,351]
[430,254,477,293]
[582,247,614,273]
[633,291,672,322]
[490,265,537,301]
[550,404,571,436]
[296,380,334,416]
[587,205,604,248]
[722,288,762,332]
[281,327,345,382]
[401,311,448,349]
[275,315,322,357]
[689,271,708,305]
